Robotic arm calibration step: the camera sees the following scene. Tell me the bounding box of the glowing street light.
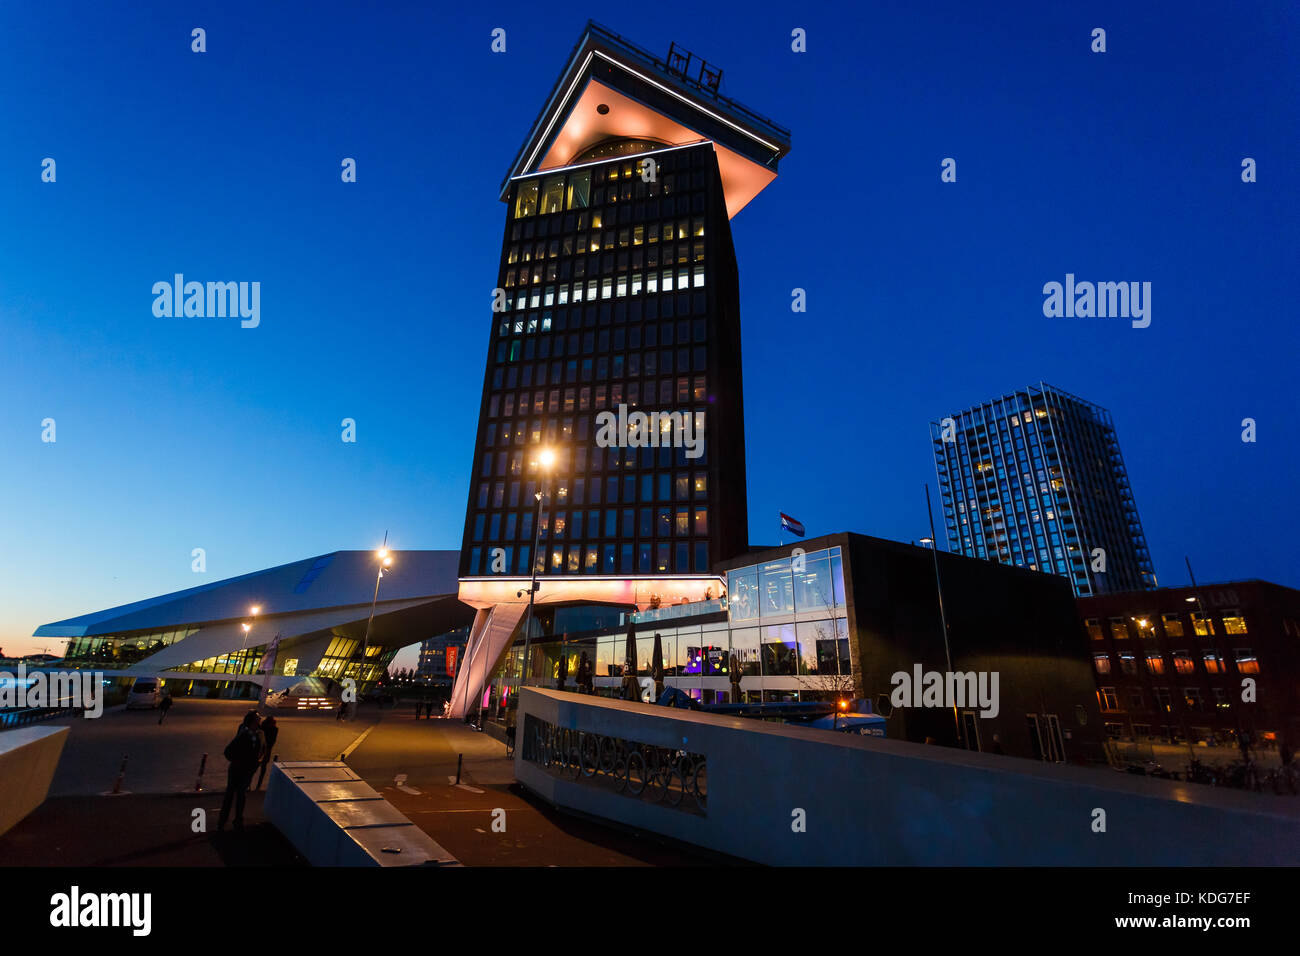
[358,536,394,712]
[517,448,558,712]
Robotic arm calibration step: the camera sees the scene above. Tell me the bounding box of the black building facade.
[459,140,749,579]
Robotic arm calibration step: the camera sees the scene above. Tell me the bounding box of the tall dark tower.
[451,22,789,716]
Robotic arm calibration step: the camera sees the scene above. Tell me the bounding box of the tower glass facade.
[931,383,1155,596]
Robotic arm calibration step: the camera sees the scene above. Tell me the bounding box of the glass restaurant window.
[567,171,590,209]
[515,181,538,218]
[540,176,565,215]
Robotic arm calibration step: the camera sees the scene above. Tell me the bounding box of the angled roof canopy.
[502,21,791,219]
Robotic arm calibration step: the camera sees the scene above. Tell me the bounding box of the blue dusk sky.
[1,0,1296,662]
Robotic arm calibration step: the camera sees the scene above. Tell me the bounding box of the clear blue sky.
[2,0,1296,662]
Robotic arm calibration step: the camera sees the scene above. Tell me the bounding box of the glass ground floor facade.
[473,546,854,720]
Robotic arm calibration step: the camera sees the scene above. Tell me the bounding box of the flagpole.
[925,484,961,747]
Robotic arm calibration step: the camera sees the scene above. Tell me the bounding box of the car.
[125,678,161,709]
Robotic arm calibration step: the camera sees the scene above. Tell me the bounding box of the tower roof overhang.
[501,22,791,219]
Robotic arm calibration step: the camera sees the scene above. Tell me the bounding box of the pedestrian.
[336,699,347,721]
[157,692,174,725]
[254,715,279,790]
[218,711,262,831]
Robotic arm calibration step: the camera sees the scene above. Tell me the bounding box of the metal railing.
[521,714,707,814]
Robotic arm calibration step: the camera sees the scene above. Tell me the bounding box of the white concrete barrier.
[0,725,70,837]
[515,688,1300,866]
[265,760,459,867]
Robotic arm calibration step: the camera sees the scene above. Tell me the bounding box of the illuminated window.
[566,171,590,209]
[1085,618,1104,640]
[1093,654,1111,674]
[1172,650,1195,675]
[1221,612,1247,635]
[514,181,538,218]
[1119,654,1137,675]
[1099,687,1119,711]
[1161,613,1184,637]
[1108,617,1130,639]
[1145,654,1165,675]
[1234,649,1259,674]
[1192,612,1214,636]
[1203,652,1224,674]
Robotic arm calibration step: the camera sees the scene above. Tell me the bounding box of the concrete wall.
[515,688,1300,865]
[0,725,69,837]
[265,761,459,867]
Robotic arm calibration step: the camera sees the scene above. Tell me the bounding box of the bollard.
[455,753,463,785]
[194,752,208,792]
[111,754,128,794]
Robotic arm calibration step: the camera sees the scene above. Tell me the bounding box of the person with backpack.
[253,715,279,790]
[218,711,262,831]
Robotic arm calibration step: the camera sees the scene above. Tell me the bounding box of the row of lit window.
[466,540,711,576]
[483,388,707,442]
[486,382,709,428]
[1086,612,1247,639]
[477,472,708,509]
[507,218,705,263]
[506,244,703,287]
[1095,649,1259,676]
[480,364,702,413]
[506,243,704,286]
[513,159,708,219]
[472,504,709,543]
[499,268,705,312]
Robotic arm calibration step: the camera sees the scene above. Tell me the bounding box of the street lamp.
[240,605,261,676]
[519,448,557,698]
[359,545,394,703]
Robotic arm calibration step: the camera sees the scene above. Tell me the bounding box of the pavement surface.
[352,715,718,866]
[1,700,720,866]
[45,698,377,796]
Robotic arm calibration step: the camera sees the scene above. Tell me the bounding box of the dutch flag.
[780,513,805,537]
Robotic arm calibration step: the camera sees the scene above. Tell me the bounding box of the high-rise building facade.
[450,23,789,716]
[458,138,749,580]
[930,383,1155,597]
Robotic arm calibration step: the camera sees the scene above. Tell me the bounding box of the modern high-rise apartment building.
[930,383,1156,597]
[450,23,790,716]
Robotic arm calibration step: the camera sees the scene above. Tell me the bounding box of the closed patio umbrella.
[621,618,638,701]
[652,633,665,699]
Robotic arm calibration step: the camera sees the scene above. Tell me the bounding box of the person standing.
[254,715,279,790]
[218,711,262,831]
[157,691,174,725]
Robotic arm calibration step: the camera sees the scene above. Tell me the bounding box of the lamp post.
[360,547,393,688]
[519,449,556,697]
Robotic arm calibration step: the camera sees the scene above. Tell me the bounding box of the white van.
[126,678,161,709]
